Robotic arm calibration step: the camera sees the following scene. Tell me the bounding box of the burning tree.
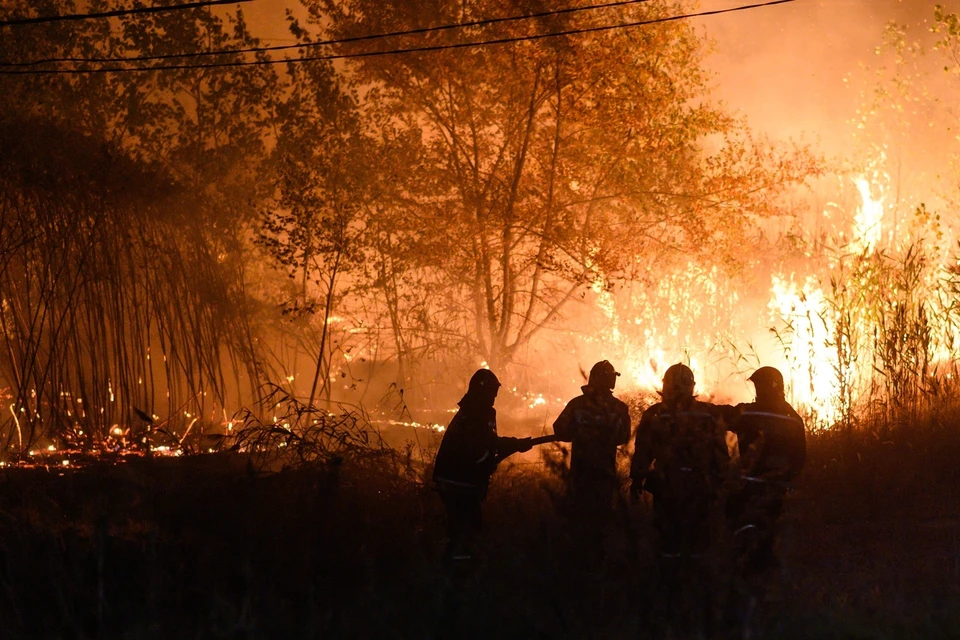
[0,0,824,449]
[304,0,820,376]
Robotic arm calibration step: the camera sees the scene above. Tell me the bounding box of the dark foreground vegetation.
[2,407,959,640]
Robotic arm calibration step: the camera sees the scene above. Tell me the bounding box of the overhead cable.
[2,0,655,67]
[0,0,798,76]
[0,0,253,28]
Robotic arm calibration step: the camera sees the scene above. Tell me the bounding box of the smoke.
[240,0,955,158]
[236,1,309,41]
[698,0,949,154]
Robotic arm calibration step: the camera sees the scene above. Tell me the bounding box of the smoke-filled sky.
[700,0,950,153]
[240,0,952,155]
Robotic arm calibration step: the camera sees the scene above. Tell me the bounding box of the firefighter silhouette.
[432,369,532,564]
[726,366,806,575]
[631,363,733,635]
[553,360,632,515]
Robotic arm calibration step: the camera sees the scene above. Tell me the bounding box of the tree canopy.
[0,0,820,451]
[304,0,819,368]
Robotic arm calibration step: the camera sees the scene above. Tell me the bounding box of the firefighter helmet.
[662,363,695,398]
[748,366,784,400]
[467,369,501,400]
[588,360,620,390]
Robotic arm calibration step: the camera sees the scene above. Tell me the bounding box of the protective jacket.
[631,399,731,556]
[726,397,805,574]
[730,398,806,482]
[631,399,731,501]
[433,396,523,494]
[553,385,631,483]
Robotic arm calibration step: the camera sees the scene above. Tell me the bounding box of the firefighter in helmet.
[631,363,732,555]
[726,366,806,575]
[433,369,532,564]
[553,360,632,513]
[630,363,733,634]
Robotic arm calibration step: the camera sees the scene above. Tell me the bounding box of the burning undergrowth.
[230,383,387,468]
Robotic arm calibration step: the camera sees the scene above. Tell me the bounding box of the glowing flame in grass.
[376,419,445,433]
[593,261,729,398]
[852,176,885,253]
[591,172,898,427]
[619,342,705,397]
[765,173,887,426]
[767,275,843,424]
[621,347,668,394]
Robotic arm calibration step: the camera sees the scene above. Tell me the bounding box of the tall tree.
[305,0,818,369]
[258,52,372,408]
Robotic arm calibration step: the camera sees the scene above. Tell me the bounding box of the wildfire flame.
[767,275,842,423]
[852,176,885,254]
[760,173,886,423]
[585,169,915,429]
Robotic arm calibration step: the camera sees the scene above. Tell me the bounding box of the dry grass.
[0,401,958,639]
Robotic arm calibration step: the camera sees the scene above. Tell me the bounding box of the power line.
[0,0,253,28]
[0,0,798,76]
[2,0,655,68]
